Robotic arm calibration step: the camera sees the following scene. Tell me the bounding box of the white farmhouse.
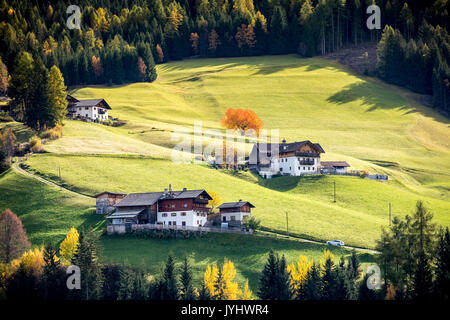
[249,140,325,179]
[66,94,111,121]
[106,186,212,228]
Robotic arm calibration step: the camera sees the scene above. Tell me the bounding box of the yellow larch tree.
[287,255,313,298]
[59,227,79,266]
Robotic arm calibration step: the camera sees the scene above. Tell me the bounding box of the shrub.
[29,137,44,153]
[0,114,13,122]
[101,119,113,126]
[39,126,63,140]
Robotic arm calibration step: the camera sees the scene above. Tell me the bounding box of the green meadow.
[1,55,449,274]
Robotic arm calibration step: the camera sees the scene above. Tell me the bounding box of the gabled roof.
[218,201,255,209]
[71,99,112,109]
[94,191,127,198]
[168,189,212,200]
[115,189,212,207]
[320,161,350,168]
[251,140,325,159]
[106,208,144,219]
[115,192,164,207]
[66,94,79,102]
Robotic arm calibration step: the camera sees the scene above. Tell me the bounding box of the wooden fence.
[107,223,252,235]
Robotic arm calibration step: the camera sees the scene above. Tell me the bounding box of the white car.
[327,240,344,246]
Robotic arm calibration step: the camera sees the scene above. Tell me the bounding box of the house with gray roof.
[106,185,212,228]
[249,139,325,178]
[217,200,255,225]
[66,94,111,121]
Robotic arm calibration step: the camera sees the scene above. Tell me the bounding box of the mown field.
[1,55,449,273]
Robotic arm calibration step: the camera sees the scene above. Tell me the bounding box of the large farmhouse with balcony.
[106,185,212,229]
[249,140,325,179]
[66,94,111,121]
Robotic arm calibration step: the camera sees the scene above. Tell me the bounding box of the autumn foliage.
[0,209,30,263]
[221,108,263,136]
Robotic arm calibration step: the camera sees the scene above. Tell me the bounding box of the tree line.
[1,200,449,300]
[0,1,448,113]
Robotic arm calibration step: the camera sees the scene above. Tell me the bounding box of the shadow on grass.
[327,81,450,125]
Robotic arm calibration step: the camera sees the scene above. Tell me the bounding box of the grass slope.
[102,233,375,293]
[24,154,450,248]
[2,55,449,251]
[0,169,101,245]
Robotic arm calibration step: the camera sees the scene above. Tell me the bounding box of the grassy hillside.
[0,168,374,292]
[0,169,100,245]
[2,55,449,250]
[102,234,375,292]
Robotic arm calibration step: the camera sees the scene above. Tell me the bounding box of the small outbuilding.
[94,191,127,214]
[320,161,350,175]
[218,200,255,225]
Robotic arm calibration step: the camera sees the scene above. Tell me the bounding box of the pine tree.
[434,228,450,300]
[320,251,337,300]
[160,253,178,300]
[412,251,433,300]
[41,243,67,300]
[71,228,104,300]
[180,256,196,300]
[258,249,280,299]
[277,255,292,300]
[304,263,321,300]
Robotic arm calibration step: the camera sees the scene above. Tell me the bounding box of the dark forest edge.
[0,0,449,116]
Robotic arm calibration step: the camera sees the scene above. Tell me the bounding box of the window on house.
[280,168,283,171]
[171,212,176,217]
[173,221,176,226]
[303,167,305,170]
[183,203,187,208]
[312,167,315,170]
[182,221,186,226]
[231,216,236,221]
[181,212,186,216]
[171,204,175,208]
[162,213,167,217]
[85,107,88,110]
[168,221,172,225]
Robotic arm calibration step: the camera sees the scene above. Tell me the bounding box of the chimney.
[164,188,168,196]
[282,139,286,144]
[169,184,172,193]
[239,199,242,202]
[183,187,187,191]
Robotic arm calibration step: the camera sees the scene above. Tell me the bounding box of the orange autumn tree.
[221,108,263,136]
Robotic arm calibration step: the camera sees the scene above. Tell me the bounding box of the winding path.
[12,160,93,199]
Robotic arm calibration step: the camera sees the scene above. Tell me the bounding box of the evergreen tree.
[412,251,433,300]
[180,256,196,300]
[71,228,104,300]
[304,263,321,300]
[41,243,67,300]
[160,253,178,300]
[434,228,450,300]
[258,249,280,299]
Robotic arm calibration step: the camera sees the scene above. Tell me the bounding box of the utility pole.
[389,202,391,226]
[286,212,289,236]
[333,180,336,203]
